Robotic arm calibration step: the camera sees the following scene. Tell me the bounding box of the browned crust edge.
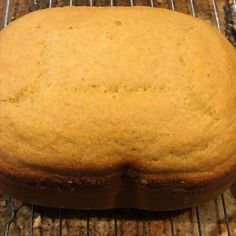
[0,160,236,210]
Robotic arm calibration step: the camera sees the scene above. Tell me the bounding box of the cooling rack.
[0,0,236,235]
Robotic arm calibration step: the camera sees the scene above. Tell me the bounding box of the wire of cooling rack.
[59,208,62,236]
[3,199,15,236]
[170,0,175,10]
[150,0,154,8]
[3,0,10,27]
[30,204,35,236]
[221,194,232,236]
[169,211,175,235]
[3,199,24,236]
[114,217,118,236]
[195,206,203,236]
[189,0,196,16]
[87,212,90,236]
[1,0,235,235]
[212,0,221,31]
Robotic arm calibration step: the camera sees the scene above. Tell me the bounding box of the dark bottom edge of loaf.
[0,169,235,211]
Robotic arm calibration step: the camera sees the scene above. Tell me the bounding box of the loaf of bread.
[0,7,235,210]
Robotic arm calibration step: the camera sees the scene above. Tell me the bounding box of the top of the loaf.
[0,7,236,177]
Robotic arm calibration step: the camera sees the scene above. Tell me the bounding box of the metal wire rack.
[0,0,236,235]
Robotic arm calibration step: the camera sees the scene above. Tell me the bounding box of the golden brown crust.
[1,7,236,174]
[0,7,236,210]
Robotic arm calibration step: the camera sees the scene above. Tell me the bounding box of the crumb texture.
[0,7,236,176]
